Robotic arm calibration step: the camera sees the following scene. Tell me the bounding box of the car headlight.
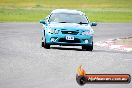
[48,29,59,34]
[82,30,94,35]
[82,31,90,35]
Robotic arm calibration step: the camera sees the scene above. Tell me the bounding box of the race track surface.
[0,23,132,88]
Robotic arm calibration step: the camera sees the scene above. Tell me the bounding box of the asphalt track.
[0,23,132,88]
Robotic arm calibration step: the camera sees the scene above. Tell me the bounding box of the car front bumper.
[45,34,93,46]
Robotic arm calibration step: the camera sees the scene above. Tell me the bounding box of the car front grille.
[58,38,80,43]
[61,31,79,35]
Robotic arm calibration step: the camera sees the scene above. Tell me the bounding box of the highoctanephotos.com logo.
[76,65,131,85]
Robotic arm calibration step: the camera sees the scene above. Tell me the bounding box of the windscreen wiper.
[59,22,67,23]
[78,22,88,24]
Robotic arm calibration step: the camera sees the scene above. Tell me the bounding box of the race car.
[40,9,97,51]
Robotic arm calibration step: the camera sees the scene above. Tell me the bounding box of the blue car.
[40,9,97,51]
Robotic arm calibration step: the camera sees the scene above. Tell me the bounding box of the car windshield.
[49,13,88,24]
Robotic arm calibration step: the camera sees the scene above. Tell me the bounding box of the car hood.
[48,23,92,31]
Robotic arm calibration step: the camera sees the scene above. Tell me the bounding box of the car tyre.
[86,45,93,51]
[82,46,86,50]
[42,36,50,49]
[41,42,44,47]
[82,42,93,51]
[44,42,50,49]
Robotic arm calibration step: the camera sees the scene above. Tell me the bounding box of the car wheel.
[82,46,86,50]
[86,45,93,51]
[82,42,93,51]
[44,37,50,49]
[42,36,50,49]
[41,37,44,47]
[41,42,44,47]
[43,42,50,49]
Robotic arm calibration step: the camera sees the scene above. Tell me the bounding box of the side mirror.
[40,20,46,24]
[90,22,97,26]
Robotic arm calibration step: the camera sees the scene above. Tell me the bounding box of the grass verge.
[0,8,132,22]
[0,0,132,22]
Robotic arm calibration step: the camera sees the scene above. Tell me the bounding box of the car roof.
[51,9,85,15]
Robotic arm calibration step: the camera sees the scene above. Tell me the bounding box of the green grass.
[0,0,132,22]
[0,8,51,22]
[1,0,132,8]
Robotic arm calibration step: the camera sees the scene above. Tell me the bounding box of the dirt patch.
[113,37,132,47]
